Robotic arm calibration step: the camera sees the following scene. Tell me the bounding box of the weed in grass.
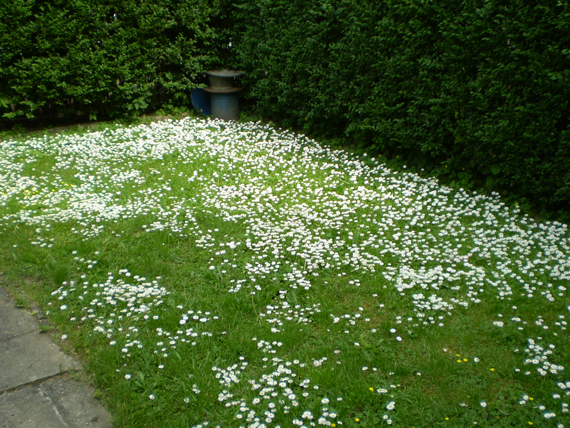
[0,118,569,427]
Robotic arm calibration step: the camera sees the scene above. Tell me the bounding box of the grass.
[0,117,569,427]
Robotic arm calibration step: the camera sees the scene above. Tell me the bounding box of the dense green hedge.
[234,0,570,215]
[2,0,569,216]
[0,0,233,122]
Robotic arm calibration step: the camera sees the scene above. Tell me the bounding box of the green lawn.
[1,117,569,427]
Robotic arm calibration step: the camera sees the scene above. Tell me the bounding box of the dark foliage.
[2,0,569,218]
[0,0,233,123]
[234,0,570,217]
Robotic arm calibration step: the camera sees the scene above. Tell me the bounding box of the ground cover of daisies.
[1,117,569,427]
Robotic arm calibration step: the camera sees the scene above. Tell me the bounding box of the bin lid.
[206,70,243,78]
[203,86,243,93]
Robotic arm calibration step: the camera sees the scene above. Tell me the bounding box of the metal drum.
[204,70,243,121]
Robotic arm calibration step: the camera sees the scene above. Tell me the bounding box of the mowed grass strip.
[1,118,569,428]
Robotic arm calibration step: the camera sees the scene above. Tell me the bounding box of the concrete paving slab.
[0,332,82,392]
[0,287,39,342]
[0,374,112,428]
[0,286,112,427]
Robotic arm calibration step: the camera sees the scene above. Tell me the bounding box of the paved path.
[0,287,113,428]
